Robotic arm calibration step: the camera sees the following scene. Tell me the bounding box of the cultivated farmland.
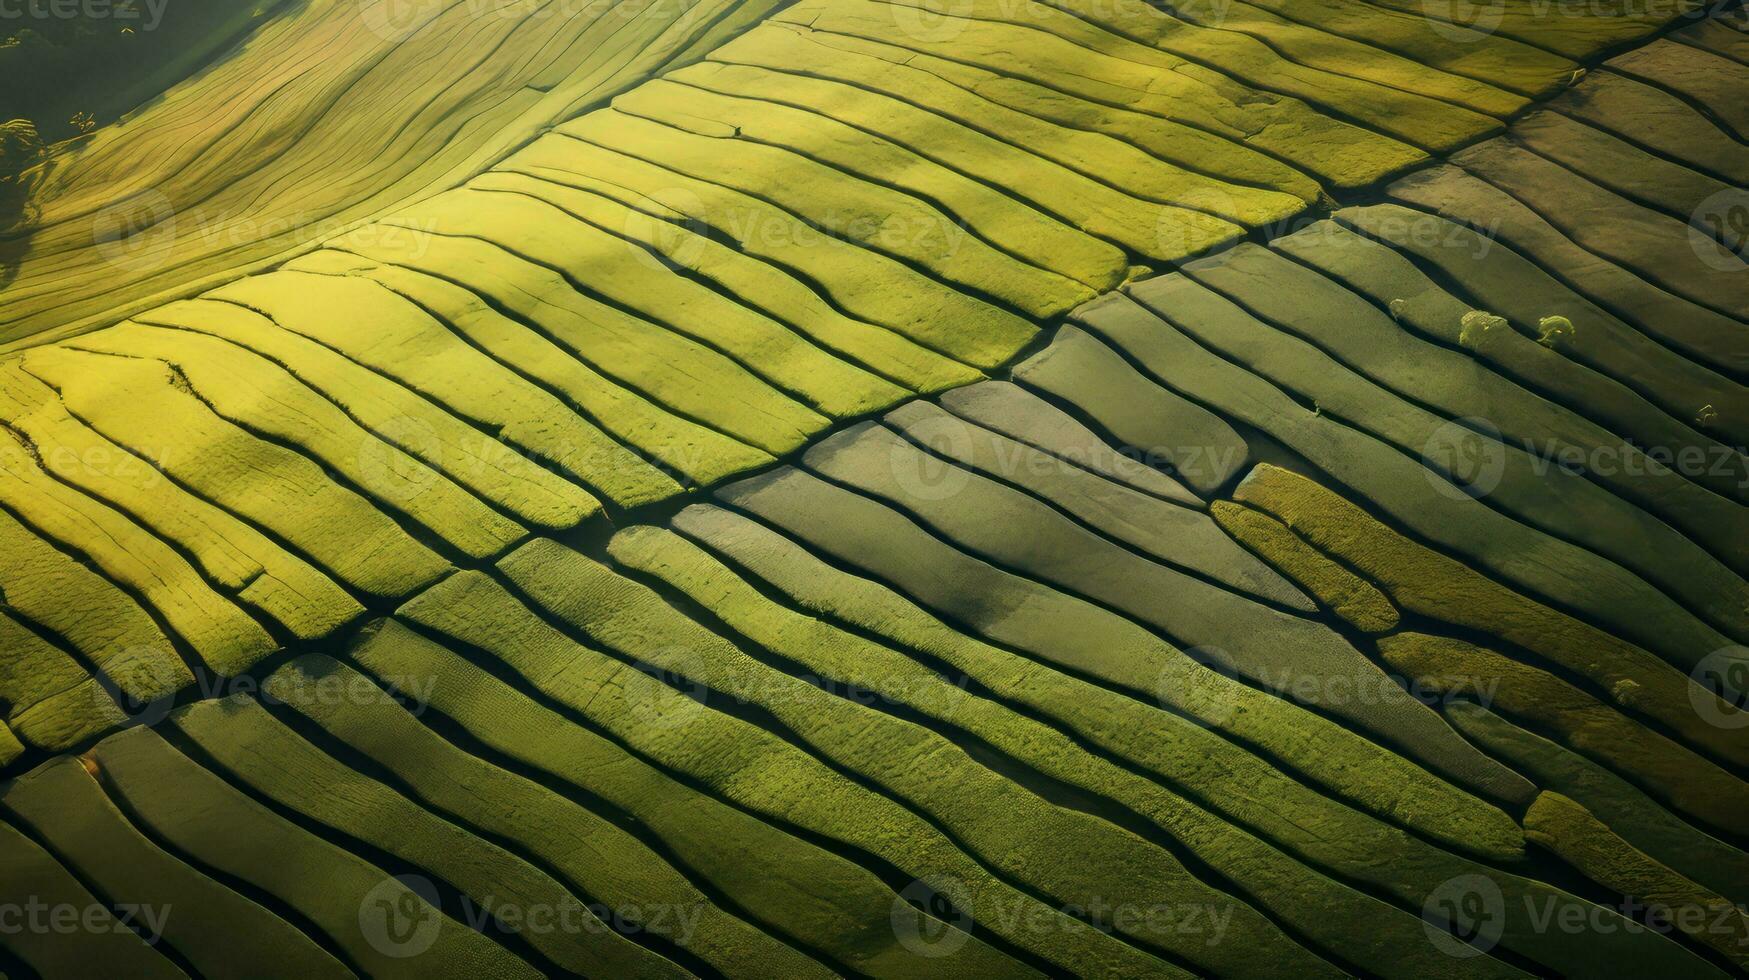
[2,0,1747,976]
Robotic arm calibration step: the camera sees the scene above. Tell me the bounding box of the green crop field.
[1,0,1747,975]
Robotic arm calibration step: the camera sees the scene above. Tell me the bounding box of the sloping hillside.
[1,2,1746,977]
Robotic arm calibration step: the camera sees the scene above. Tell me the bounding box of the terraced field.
[2,0,1747,976]
[0,0,791,348]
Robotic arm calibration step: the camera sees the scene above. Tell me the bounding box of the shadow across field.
[0,119,45,292]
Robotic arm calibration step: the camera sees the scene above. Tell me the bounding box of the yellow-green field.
[2,0,1747,976]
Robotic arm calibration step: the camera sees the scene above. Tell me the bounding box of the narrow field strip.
[610,520,1519,979]
[743,22,1326,203]
[85,725,541,978]
[1141,0,1532,117]
[122,301,609,529]
[1127,258,1749,638]
[962,0,1507,150]
[612,78,1137,286]
[0,602,125,752]
[460,171,971,393]
[1605,39,1749,141]
[1228,465,1749,774]
[1505,110,1744,251]
[1177,235,1749,530]
[0,403,278,678]
[685,483,1531,852]
[17,343,454,606]
[1449,138,1749,324]
[1064,292,1740,671]
[387,187,899,423]
[0,518,176,751]
[395,566,1177,976]
[1,5,1745,978]
[1011,324,1253,495]
[1381,632,1749,841]
[1269,217,1749,499]
[0,0,778,347]
[1237,0,1579,98]
[505,131,1039,367]
[494,537,1326,975]
[881,399,1306,606]
[1448,702,1749,905]
[209,267,814,460]
[770,0,1429,190]
[1356,0,1703,59]
[663,56,1275,254]
[1388,163,1749,379]
[793,421,1523,795]
[0,757,351,979]
[561,110,1098,318]
[1672,13,1749,62]
[675,478,1715,974]
[57,331,532,563]
[0,815,184,978]
[934,380,1202,502]
[284,242,775,494]
[1333,202,1749,445]
[0,356,363,641]
[338,626,1015,977]
[168,694,698,978]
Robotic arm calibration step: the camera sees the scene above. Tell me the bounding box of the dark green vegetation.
[0,0,296,142]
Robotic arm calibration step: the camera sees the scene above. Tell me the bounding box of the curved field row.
[4,358,1738,973]
[0,0,789,348]
[2,3,1745,978]
[0,0,1662,763]
[4,0,1627,353]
